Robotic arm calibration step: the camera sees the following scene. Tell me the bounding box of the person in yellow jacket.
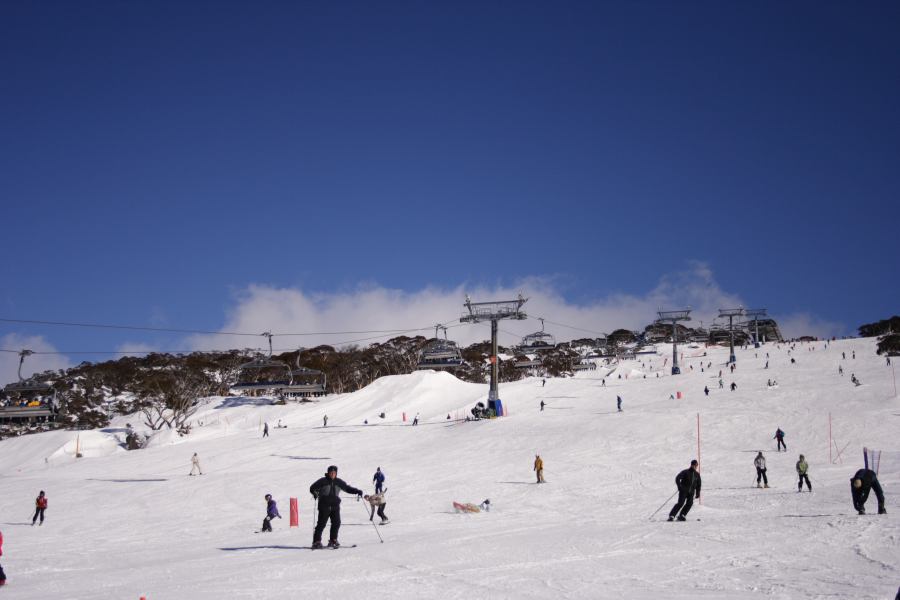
[534,454,545,484]
[796,454,812,492]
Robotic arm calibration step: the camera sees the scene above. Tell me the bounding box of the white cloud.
[777,312,846,340]
[0,334,71,385]
[185,262,815,352]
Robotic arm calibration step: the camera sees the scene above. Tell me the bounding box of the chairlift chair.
[231,332,293,393]
[416,325,464,370]
[281,359,327,397]
[517,318,556,354]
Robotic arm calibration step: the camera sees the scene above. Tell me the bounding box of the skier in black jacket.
[850,469,887,515]
[668,460,702,521]
[309,465,363,548]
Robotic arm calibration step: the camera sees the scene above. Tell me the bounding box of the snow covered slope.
[0,338,897,599]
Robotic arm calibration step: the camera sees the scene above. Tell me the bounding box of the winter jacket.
[0,530,3,556]
[796,460,808,475]
[774,429,785,440]
[310,476,362,508]
[675,468,702,498]
[754,456,766,469]
[373,471,385,485]
[267,499,281,519]
[36,495,47,509]
[534,457,543,472]
[365,492,386,507]
[851,468,885,510]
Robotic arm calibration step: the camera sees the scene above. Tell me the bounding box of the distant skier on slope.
[261,494,282,532]
[189,453,203,476]
[668,460,701,521]
[796,455,811,492]
[617,396,622,412]
[372,467,385,493]
[850,374,861,386]
[704,386,709,396]
[534,454,545,483]
[540,400,545,411]
[32,491,47,525]
[851,469,886,515]
[774,428,786,452]
[754,452,769,488]
[0,529,6,586]
[309,465,363,549]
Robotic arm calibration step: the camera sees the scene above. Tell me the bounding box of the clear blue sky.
[1,1,898,360]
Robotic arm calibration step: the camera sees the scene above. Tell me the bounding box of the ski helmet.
[327,465,338,474]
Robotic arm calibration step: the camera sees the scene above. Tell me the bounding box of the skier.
[372,467,385,493]
[765,360,769,369]
[754,452,769,488]
[323,414,328,427]
[263,422,269,438]
[309,465,363,549]
[838,365,843,375]
[704,386,709,396]
[0,529,5,586]
[189,452,203,476]
[852,350,856,359]
[850,468,886,515]
[542,379,546,387]
[364,490,388,524]
[668,460,701,521]
[412,413,419,426]
[850,374,861,386]
[796,455,811,492]
[601,379,606,387]
[534,454,545,484]
[617,396,622,412]
[32,491,47,526]
[730,382,737,392]
[718,379,724,389]
[540,400,545,412]
[774,428,786,452]
[262,494,282,532]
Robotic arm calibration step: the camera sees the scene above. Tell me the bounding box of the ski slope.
[0,338,897,599]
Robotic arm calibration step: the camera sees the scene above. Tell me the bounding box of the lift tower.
[657,309,692,375]
[460,294,528,416]
[718,308,745,364]
[744,309,768,348]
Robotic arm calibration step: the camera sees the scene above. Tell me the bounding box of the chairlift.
[416,325,464,370]
[1,350,57,421]
[4,350,54,394]
[517,318,556,353]
[572,355,597,371]
[281,355,327,397]
[231,332,293,392]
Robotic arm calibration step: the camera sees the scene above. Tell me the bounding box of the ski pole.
[648,491,678,521]
[360,498,384,543]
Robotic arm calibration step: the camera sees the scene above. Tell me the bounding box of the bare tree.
[136,367,214,434]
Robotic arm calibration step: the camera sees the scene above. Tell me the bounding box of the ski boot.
[764,484,769,488]
[757,483,762,488]
[311,541,324,550]
[328,539,340,549]
[667,516,674,522]
[676,515,686,522]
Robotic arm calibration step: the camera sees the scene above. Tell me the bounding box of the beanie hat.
[327,465,338,474]
[690,460,699,466]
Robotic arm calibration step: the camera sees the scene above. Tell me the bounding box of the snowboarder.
[668,460,701,521]
[774,428,786,452]
[323,414,328,427]
[754,452,769,488]
[189,452,203,475]
[730,382,737,392]
[796,455,811,492]
[364,490,388,524]
[373,467,385,493]
[309,465,363,549]
[534,454,545,483]
[540,400,545,411]
[32,491,47,526]
[617,396,622,412]
[850,468,886,515]
[263,422,269,437]
[704,386,709,396]
[262,494,282,532]
[850,374,861,386]
[0,529,5,586]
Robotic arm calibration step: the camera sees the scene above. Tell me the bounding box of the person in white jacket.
[190,452,203,476]
[754,451,768,488]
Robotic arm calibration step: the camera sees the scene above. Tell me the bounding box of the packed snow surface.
[0,339,897,599]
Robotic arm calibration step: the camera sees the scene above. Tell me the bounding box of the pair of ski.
[306,544,357,550]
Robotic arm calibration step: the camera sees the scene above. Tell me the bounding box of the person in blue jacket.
[262,494,281,532]
[373,467,385,493]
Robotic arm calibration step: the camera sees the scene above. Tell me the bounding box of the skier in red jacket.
[32,491,47,526]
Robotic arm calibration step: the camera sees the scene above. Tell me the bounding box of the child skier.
[262,494,282,532]
[32,491,47,526]
[796,455,811,492]
[754,452,769,488]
